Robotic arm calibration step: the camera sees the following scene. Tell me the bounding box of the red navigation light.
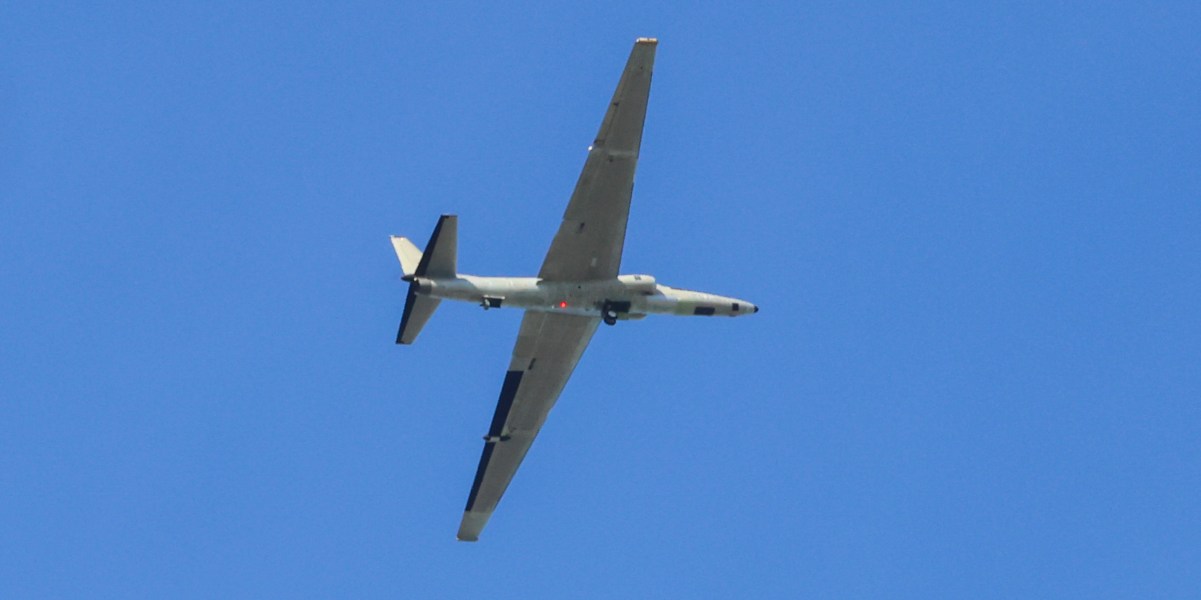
[559,301,568,308]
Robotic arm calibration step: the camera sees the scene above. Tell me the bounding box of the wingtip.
[636,37,658,45]
[458,510,490,542]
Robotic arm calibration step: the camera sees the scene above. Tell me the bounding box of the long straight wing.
[538,38,657,282]
[458,312,600,541]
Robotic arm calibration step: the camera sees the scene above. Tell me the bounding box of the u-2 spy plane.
[391,38,758,541]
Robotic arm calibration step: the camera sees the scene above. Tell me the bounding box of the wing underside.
[457,38,656,542]
[538,38,657,282]
[457,312,600,541]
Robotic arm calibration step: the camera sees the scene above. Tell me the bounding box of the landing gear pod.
[603,308,618,326]
[601,300,632,325]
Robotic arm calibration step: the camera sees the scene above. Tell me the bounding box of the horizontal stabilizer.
[396,284,440,345]
[417,215,457,279]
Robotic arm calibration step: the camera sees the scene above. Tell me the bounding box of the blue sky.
[2,2,1199,598]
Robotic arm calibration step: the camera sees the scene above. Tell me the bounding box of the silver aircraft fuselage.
[408,273,758,322]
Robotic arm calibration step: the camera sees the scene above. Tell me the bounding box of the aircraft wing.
[457,311,600,541]
[538,38,657,282]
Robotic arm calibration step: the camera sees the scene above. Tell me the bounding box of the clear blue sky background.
[3,3,1199,598]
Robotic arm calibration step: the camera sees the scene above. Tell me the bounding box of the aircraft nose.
[753,304,759,313]
[732,302,759,315]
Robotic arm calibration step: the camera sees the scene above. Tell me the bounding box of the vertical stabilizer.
[390,236,423,277]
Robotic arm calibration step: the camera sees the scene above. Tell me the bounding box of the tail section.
[390,236,423,277]
[416,215,457,279]
[396,290,440,345]
[393,214,459,345]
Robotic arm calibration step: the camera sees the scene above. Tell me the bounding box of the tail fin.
[390,236,423,277]
[393,214,458,345]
